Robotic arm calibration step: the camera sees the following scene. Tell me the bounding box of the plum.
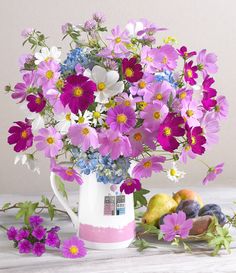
[176,200,200,219]
[158,213,170,226]
[198,204,222,216]
[199,210,226,225]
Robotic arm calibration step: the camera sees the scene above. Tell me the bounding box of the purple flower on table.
[18,239,32,254]
[7,226,18,241]
[48,226,60,233]
[120,178,141,194]
[202,163,224,185]
[177,46,196,59]
[61,236,87,259]
[201,75,217,111]
[132,156,166,179]
[32,225,46,240]
[186,126,206,155]
[106,104,136,133]
[29,215,43,228]
[45,231,60,248]
[122,57,143,83]
[184,61,198,85]
[140,46,159,73]
[60,74,96,114]
[32,242,46,257]
[160,211,193,241]
[15,228,30,241]
[26,92,46,113]
[52,163,83,185]
[155,45,178,71]
[197,49,218,77]
[34,127,63,158]
[8,120,33,152]
[129,73,155,96]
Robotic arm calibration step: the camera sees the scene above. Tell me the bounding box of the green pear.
[142,193,177,226]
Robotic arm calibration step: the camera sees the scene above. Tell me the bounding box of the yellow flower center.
[45,70,54,80]
[97,82,106,91]
[65,113,71,121]
[69,246,79,255]
[145,56,153,62]
[170,169,176,176]
[186,69,193,78]
[21,130,28,139]
[127,182,133,186]
[174,225,180,231]
[73,87,83,97]
[137,101,147,110]
[143,161,152,168]
[113,137,120,142]
[56,79,64,89]
[156,93,163,100]
[153,111,161,120]
[124,100,131,106]
[47,137,55,144]
[191,136,196,145]
[35,97,41,105]
[164,127,172,136]
[66,169,74,176]
[116,114,127,123]
[93,111,101,119]
[186,109,194,117]
[78,117,85,124]
[162,56,168,64]
[44,57,51,62]
[138,81,147,89]
[185,145,191,151]
[125,68,134,78]
[82,127,89,135]
[134,132,142,142]
[115,37,121,43]
[179,91,187,99]
[215,105,220,112]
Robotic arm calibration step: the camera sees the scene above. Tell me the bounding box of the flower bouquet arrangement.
[2,13,235,257]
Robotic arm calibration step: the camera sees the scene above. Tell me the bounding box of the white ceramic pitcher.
[50,171,135,250]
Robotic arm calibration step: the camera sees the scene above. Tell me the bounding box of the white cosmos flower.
[125,20,145,38]
[91,104,107,127]
[167,162,186,183]
[14,154,40,174]
[77,110,93,124]
[84,65,124,104]
[27,112,45,132]
[55,111,78,134]
[34,46,61,65]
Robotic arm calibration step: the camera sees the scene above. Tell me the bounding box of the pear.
[142,193,177,226]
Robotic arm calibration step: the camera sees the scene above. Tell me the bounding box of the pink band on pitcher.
[79,221,136,243]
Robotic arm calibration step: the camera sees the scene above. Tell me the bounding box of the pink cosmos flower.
[115,93,141,109]
[155,45,178,71]
[8,120,33,152]
[197,49,218,77]
[184,61,198,85]
[181,99,203,127]
[128,126,156,157]
[52,163,83,185]
[120,178,141,194]
[132,156,165,179]
[122,57,143,83]
[34,127,63,158]
[98,129,132,160]
[176,88,193,101]
[36,60,60,91]
[26,92,46,113]
[61,236,87,259]
[45,89,65,114]
[202,163,224,185]
[68,123,99,152]
[201,75,217,110]
[211,96,228,121]
[106,25,130,56]
[129,73,155,96]
[186,126,206,155]
[60,74,96,114]
[140,102,169,131]
[143,81,174,105]
[157,113,185,152]
[106,104,136,133]
[200,113,219,146]
[177,46,196,59]
[160,211,193,241]
[140,46,159,73]
[179,144,196,164]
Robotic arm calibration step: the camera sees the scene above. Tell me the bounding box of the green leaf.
[41,195,50,206]
[183,242,192,252]
[2,202,11,210]
[55,175,68,200]
[133,188,150,208]
[133,238,152,252]
[48,204,55,221]
[15,207,26,220]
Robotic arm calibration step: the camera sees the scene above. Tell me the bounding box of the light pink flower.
[45,89,65,114]
[129,73,155,96]
[181,99,203,127]
[140,46,159,73]
[155,45,178,71]
[210,96,229,121]
[115,93,141,109]
[179,144,197,164]
[202,163,224,185]
[197,49,218,77]
[201,113,219,147]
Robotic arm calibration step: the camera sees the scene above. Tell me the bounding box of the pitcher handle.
[50,172,79,229]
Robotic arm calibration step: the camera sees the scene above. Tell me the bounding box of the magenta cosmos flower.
[181,99,203,127]
[184,61,198,85]
[98,129,132,160]
[197,49,218,77]
[155,44,178,71]
[68,123,99,152]
[26,92,46,113]
[52,163,83,185]
[129,73,155,96]
[61,236,87,259]
[122,57,143,83]
[120,178,141,194]
[60,74,96,114]
[202,163,224,185]
[106,104,136,133]
[186,126,206,155]
[140,46,159,73]
[201,75,217,111]
[34,127,63,157]
[8,120,33,152]
[132,156,165,179]
[157,113,185,152]
[160,211,193,241]
[177,46,196,59]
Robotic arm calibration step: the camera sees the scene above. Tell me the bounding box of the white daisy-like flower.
[27,112,45,132]
[91,104,107,127]
[125,20,145,38]
[77,110,93,124]
[167,162,186,183]
[14,154,40,174]
[84,65,124,104]
[34,46,61,65]
[55,111,78,134]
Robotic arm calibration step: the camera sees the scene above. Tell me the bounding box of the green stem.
[0,224,7,231]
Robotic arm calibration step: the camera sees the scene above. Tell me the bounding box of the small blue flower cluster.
[60,47,89,75]
[155,70,178,88]
[74,149,130,184]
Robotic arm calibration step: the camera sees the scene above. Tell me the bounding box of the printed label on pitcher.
[104,195,125,215]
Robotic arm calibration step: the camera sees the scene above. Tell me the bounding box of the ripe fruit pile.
[142,189,226,236]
